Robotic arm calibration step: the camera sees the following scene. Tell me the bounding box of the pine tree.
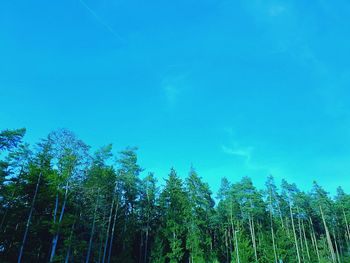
[156,168,189,262]
[1,128,350,263]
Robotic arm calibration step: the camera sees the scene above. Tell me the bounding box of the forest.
[0,128,349,263]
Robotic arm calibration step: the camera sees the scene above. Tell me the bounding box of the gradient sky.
[1,0,350,195]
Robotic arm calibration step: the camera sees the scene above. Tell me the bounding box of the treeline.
[0,128,349,263]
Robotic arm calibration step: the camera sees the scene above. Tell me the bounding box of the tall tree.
[185,167,215,263]
[154,168,190,263]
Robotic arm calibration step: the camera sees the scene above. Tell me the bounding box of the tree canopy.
[0,128,349,263]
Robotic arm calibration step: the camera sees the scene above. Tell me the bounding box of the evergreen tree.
[1,128,350,263]
[156,168,189,263]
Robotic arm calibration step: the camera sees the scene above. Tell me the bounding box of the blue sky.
[1,0,350,195]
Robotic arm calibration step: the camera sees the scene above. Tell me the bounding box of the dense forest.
[0,128,349,263]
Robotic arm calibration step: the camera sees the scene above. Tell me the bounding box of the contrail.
[78,0,125,42]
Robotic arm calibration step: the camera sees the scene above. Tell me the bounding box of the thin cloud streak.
[221,145,252,162]
[78,0,125,42]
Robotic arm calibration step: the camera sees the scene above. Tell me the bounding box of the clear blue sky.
[1,0,350,195]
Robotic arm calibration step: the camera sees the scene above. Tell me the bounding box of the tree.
[138,172,159,263]
[155,168,190,262]
[1,127,350,263]
[185,167,215,262]
[0,128,26,152]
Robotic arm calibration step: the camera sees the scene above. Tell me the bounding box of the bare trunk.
[139,230,143,263]
[229,201,235,258]
[277,202,285,230]
[224,228,229,263]
[18,172,42,263]
[269,191,278,263]
[53,192,59,224]
[297,208,305,262]
[64,214,77,263]
[228,226,233,256]
[252,219,258,262]
[102,193,116,263]
[285,217,291,237]
[107,201,119,263]
[50,180,69,262]
[86,189,100,263]
[320,206,336,263]
[301,219,310,261]
[144,228,149,263]
[309,217,321,263]
[343,209,350,244]
[234,229,240,263]
[144,210,150,263]
[249,216,258,263]
[98,234,103,263]
[333,230,341,263]
[290,204,301,263]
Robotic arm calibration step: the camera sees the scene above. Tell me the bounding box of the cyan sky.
[1,0,350,195]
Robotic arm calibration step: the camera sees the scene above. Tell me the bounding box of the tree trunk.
[277,202,285,230]
[144,212,150,263]
[50,180,69,262]
[86,189,100,263]
[309,217,321,263]
[320,206,336,263]
[289,204,301,263]
[224,228,229,263]
[343,208,350,245]
[296,208,305,262]
[301,219,310,261]
[234,229,240,263]
[248,216,258,263]
[269,191,278,263]
[64,214,77,263]
[333,230,341,263]
[18,172,42,263]
[102,193,116,263]
[107,201,119,263]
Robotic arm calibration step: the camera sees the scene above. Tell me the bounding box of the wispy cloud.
[220,128,284,176]
[221,142,285,179]
[161,71,190,107]
[221,145,252,163]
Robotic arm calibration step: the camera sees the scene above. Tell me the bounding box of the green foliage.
[0,128,349,263]
[0,128,26,152]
